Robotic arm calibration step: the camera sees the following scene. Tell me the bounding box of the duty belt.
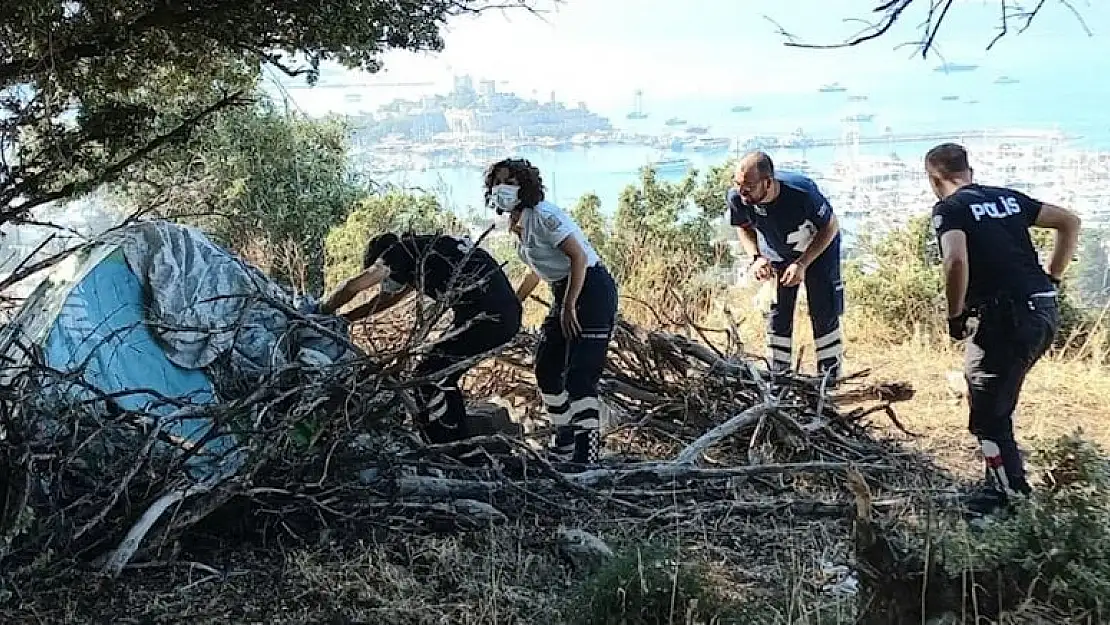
[971,290,1057,315]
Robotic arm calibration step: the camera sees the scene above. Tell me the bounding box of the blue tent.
[1,221,358,481]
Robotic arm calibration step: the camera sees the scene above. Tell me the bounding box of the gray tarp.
[114,221,360,380]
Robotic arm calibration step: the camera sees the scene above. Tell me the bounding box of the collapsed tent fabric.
[115,220,356,375]
[0,220,362,480]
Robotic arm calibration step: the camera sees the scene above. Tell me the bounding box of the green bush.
[845,218,1096,350]
[572,193,609,254]
[941,432,1110,615]
[843,216,945,336]
[559,166,732,323]
[124,100,366,295]
[567,545,739,625]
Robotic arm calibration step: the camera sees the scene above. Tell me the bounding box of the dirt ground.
[4,304,1107,625]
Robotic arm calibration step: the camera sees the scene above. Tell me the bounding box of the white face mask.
[488,184,521,214]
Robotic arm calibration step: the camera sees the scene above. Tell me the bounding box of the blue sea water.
[378,69,1110,217]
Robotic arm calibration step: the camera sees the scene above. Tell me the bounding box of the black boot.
[962,484,1011,518]
[549,425,600,466]
[551,425,576,463]
[418,384,469,445]
[981,437,1033,496]
[424,417,467,445]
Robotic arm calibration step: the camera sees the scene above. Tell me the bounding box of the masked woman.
[484,158,619,465]
[320,231,522,444]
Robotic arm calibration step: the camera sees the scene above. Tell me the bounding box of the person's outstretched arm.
[319,264,390,315]
[1034,203,1081,282]
[343,286,413,322]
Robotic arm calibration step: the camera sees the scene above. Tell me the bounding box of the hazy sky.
[267,0,1106,114]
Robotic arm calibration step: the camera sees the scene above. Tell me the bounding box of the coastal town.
[345,75,750,176]
[337,75,1110,243]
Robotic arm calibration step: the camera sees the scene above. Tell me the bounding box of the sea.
[373,68,1110,220]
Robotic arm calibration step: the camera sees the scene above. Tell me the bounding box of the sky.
[266,0,1107,116]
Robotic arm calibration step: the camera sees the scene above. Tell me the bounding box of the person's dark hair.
[483,158,545,209]
[362,232,400,269]
[925,143,970,177]
[748,151,775,178]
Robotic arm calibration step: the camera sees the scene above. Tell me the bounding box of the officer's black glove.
[948,310,973,341]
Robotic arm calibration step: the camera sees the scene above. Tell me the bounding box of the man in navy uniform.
[927,143,1080,510]
[728,151,845,382]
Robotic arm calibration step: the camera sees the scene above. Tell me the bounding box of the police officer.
[926,142,1080,510]
[728,151,845,382]
[321,231,522,444]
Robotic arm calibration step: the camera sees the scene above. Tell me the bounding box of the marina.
[363,124,1110,255]
[802,130,1110,241]
[352,125,1083,176]
[334,74,1110,253]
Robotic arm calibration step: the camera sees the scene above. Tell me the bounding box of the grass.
[848,329,1110,477]
[9,263,1110,624]
[343,274,1110,625]
[615,279,1110,483]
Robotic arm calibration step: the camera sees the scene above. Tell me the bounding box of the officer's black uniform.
[932,184,1060,496]
[368,233,522,444]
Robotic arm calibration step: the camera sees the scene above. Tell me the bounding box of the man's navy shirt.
[727,171,840,265]
[932,184,1054,305]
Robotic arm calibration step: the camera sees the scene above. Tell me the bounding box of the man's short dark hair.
[925,143,970,176]
[362,232,400,269]
[749,151,774,178]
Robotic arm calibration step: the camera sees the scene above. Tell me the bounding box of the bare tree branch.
[776,0,1091,58]
[987,0,1013,49]
[1045,0,1092,37]
[779,0,915,51]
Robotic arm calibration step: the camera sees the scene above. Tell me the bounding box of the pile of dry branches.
[480,316,918,465]
[0,299,955,620]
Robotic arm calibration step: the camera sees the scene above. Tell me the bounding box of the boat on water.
[685,126,709,135]
[783,133,816,150]
[627,89,648,120]
[847,94,869,102]
[742,135,781,151]
[934,63,979,73]
[687,137,731,153]
[650,157,692,174]
[777,159,821,179]
[664,117,687,126]
[819,82,847,93]
[731,105,753,113]
[842,113,875,123]
[941,95,960,101]
[995,75,1020,85]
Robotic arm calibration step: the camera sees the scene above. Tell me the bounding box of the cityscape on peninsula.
[336,70,1110,242]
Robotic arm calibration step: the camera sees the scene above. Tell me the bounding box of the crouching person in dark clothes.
[484,158,618,465]
[926,143,1080,511]
[320,232,522,444]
